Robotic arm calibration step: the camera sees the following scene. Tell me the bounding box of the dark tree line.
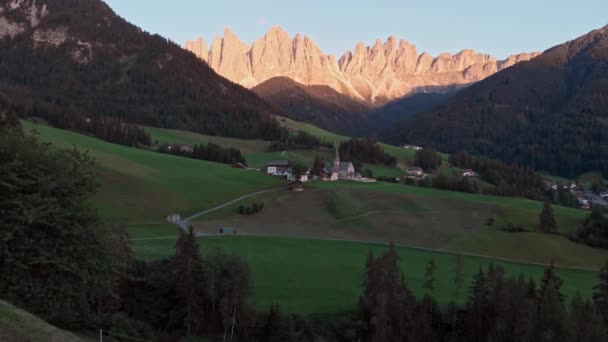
[160,142,247,166]
[339,138,397,167]
[570,208,608,249]
[449,151,578,207]
[267,130,333,151]
[337,246,608,342]
[414,148,442,172]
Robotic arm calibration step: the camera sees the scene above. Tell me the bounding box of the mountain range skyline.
[103,0,608,60]
[184,26,539,103]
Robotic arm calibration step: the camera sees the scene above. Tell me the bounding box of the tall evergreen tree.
[539,201,558,233]
[594,260,608,325]
[538,261,564,303]
[568,294,607,342]
[466,269,490,342]
[537,278,566,342]
[424,258,437,295]
[172,226,207,336]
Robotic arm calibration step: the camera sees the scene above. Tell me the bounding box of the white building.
[403,145,423,150]
[266,160,290,176]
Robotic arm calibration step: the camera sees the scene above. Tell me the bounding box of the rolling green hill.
[23,120,603,316]
[22,121,286,223]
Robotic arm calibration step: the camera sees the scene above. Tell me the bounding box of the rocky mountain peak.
[185,27,540,104]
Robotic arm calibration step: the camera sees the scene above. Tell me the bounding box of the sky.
[103,0,608,59]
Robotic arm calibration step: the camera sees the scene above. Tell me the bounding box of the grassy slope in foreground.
[22,121,286,223]
[131,230,599,315]
[0,300,82,342]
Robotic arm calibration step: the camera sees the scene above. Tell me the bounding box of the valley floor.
[22,119,605,316]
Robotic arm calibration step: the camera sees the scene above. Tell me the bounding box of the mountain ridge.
[185,26,540,104]
[0,0,283,139]
[390,24,608,177]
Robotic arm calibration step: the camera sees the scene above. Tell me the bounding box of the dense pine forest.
[339,138,397,167]
[391,25,608,178]
[0,0,283,140]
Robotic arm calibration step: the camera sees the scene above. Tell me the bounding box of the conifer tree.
[539,201,558,233]
[568,294,607,342]
[172,226,207,336]
[466,269,490,342]
[424,258,437,295]
[538,261,564,303]
[538,278,566,342]
[594,260,608,324]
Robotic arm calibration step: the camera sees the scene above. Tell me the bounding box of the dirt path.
[176,186,289,235]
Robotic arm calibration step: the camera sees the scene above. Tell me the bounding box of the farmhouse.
[462,169,478,177]
[403,145,423,150]
[407,167,424,177]
[287,168,311,182]
[266,160,290,176]
[320,167,339,181]
[159,143,193,153]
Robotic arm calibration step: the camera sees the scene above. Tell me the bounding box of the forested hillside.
[0,0,282,139]
[391,25,608,177]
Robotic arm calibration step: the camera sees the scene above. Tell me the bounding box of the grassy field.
[145,126,271,154]
[0,300,83,342]
[23,121,286,223]
[130,229,600,314]
[23,120,604,316]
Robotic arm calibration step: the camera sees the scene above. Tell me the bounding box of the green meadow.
[23,120,605,316]
[22,121,286,223]
[130,228,600,314]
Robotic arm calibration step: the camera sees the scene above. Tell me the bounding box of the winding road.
[175,186,289,235]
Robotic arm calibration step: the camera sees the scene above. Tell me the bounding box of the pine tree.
[172,226,207,336]
[593,260,608,325]
[424,258,437,295]
[466,268,490,342]
[311,155,325,176]
[539,201,558,233]
[568,293,608,342]
[538,278,566,342]
[538,261,564,303]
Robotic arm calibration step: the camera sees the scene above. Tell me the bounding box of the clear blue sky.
[103,0,607,59]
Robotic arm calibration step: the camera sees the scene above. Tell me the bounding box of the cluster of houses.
[546,181,608,210]
[265,149,361,183]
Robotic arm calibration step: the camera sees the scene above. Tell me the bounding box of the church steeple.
[333,148,340,172]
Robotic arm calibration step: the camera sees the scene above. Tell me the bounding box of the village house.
[159,143,193,153]
[462,169,478,177]
[266,160,290,176]
[287,168,311,182]
[407,167,424,177]
[320,167,339,181]
[403,145,423,150]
